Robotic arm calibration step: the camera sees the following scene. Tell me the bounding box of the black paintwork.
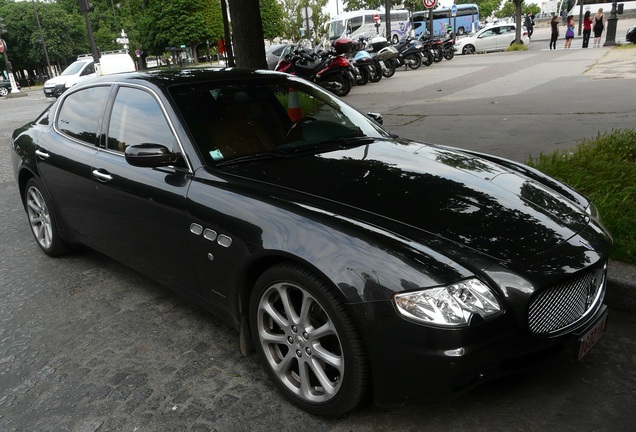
[11,68,613,408]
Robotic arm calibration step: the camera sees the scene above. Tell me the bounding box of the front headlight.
[394,278,501,326]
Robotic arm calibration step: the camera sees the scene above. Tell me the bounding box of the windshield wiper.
[290,136,376,154]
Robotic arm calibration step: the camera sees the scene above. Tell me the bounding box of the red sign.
[423,0,437,9]
[0,39,5,54]
[373,13,380,22]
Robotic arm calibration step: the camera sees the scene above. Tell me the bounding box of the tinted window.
[107,86,177,153]
[57,86,111,144]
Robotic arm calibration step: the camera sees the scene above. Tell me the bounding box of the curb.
[606,261,636,315]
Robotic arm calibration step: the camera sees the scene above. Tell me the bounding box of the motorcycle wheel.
[405,53,421,70]
[432,47,443,63]
[382,61,396,78]
[422,52,433,67]
[356,68,369,86]
[369,65,382,83]
[444,49,455,60]
[327,74,352,97]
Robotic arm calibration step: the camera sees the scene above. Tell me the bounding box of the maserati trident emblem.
[579,239,595,251]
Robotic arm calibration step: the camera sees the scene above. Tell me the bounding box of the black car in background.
[0,78,21,96]
[627,25,636,43]
[11,68,612,416]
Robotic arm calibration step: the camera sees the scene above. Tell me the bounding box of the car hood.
[220,139,590,262]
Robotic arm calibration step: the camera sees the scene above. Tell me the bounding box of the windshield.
[328,19,346,39]
[170,75,389,166]
[61,61,90,76]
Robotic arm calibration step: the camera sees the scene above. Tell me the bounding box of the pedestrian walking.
[593,8,605,47]
[550,14,560,50]
[582,10,592,48]
[565,15,575,49]
[525,13,535,39]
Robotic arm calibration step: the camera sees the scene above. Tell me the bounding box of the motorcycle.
[363,36,399,78]
[419,34,444,63]
[276,46,354,97]
[440,36,456,60]
[393,36,424,70]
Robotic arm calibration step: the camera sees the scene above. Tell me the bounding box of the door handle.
[92,169,113,182]
[35,149,50,160]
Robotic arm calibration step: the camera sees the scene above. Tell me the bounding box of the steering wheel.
[287,116,317,137]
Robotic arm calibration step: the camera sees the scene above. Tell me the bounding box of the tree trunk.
[227,0,268,69]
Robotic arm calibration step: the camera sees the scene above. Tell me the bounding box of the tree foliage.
[278,0,329,42]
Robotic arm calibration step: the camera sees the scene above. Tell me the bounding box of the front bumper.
[43,84,67,98]
[350,298,608,407]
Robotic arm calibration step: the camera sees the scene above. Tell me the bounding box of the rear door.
[35,85,110,238]
[496,25,517,49]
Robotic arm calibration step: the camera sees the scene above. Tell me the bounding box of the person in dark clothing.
[582,10,592,48]
[525,13,535,39]
[550,15,560,50]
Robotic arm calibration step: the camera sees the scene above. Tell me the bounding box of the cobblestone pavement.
[1,65,635,431]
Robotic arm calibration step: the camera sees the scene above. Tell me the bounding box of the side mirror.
[125,143,178,167]
[367,112,383,125]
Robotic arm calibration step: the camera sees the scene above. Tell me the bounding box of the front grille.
[528,264,606,335]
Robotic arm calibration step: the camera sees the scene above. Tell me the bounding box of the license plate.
[577,312,607,361]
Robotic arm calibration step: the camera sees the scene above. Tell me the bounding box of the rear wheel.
[325,74,351,97]
[444,49,455,60]
[382,60,396,77]
[462,44,475,55]
[250,263,369,416]
[24,177,69,256]
[405,53,421,70]
[0,87,8,96]
[356,67,369,86]
[369,64,382,82]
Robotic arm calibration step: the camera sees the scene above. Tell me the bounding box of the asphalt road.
[1,40,636,431]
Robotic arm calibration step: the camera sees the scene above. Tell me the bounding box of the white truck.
[43,51,135,98]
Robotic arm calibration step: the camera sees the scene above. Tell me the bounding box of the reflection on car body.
[11,68,612,416]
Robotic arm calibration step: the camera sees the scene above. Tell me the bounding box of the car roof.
[77,67,291,91]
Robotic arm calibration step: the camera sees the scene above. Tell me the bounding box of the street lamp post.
[32,0,53,80]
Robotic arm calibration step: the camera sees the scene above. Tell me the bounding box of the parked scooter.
[440,36,456,60]
[393,36,424,70]
[419,34,444,63]
[363,36,399,78]
[276,46,354,97]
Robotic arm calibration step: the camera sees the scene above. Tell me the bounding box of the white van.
[43,51,135,98]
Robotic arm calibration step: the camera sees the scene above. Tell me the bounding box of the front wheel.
[432,46,443,63]
[462,44,475,55]
[0,87,8,97]
[369,64,382,82]
[405,53,421,70]
[24,177,70,256]
[444,49,455,60]
[250,263,370,416]
[422,51,433,67]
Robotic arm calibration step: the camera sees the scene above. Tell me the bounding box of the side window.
[349,16,363,32]
[107,86,177,153]
[57,86,111,144]
[81,62,95,76]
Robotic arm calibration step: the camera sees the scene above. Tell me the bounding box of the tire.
[444,49,455,60]
[405,53,421,70]
[432,46,443,63]
[250,263,369,416]
[324,73,351,97]
[382,60,396,78]
[0,87,8,96]
[356,67,369,86]
[457,27,465,36]
[24,177,69,256]
[368,64,382,83]
[422,51,433,67]
[462,44,475,55]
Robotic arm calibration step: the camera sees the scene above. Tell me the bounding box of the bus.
[413,4,479,37]
[327,9,411,44]
[564,0,636,16]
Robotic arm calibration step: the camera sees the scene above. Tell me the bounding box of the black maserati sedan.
[11,68,612,416]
